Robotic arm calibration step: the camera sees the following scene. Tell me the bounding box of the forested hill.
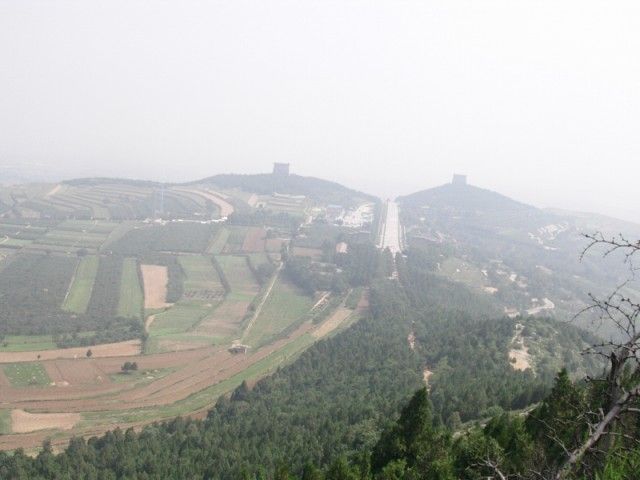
[397,180,640,335]
[195,173,376,207]
[399,181,533,213]
[397,181,552,231]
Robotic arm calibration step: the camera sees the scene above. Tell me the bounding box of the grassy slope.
[62,255,99,314]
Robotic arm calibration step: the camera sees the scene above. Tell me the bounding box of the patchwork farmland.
[0,177,372,451]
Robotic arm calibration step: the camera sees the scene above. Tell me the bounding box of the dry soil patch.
[11,409,81,433]
[313,307,352,339]
[141,264,171,309]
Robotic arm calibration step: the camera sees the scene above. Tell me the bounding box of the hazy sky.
[1,1,639,222]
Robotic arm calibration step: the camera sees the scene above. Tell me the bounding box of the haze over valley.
[1,2,640,479]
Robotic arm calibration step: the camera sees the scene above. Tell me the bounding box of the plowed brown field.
[141,264,171,309]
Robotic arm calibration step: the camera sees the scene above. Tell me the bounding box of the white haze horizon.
[1,1,639,223]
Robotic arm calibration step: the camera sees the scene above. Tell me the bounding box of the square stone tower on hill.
[273,163,290,176]
[452,174,467,185]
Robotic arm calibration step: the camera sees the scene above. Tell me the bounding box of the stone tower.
[452,174,467,185]
[273,163,290,176]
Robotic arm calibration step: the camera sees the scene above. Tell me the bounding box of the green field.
[146,303,216,353]
[207,227,229,254]
[0,409,10,434]
[215,255,259,298]
[3,362,51,387]
[62,255,99,313]
[151,303,212,335]
[146,255,263,352]
[117,258,144,319]
[0,335,57,352]
[178,255,224,294]
[242,277,314,348]
[223,226,250,252]
[146,256,225,352]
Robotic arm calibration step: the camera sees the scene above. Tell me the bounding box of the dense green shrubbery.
[0,253,143,345]
[108,222,218,255]
[0,253,78,335]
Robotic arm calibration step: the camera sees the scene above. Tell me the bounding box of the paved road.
[379,200,402,254]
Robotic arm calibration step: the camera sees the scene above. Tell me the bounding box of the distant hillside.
[399,182,533,213]
[398,181,551,230]
[398,180,640,338]
[546,208,640,237]
[195,173,376,207]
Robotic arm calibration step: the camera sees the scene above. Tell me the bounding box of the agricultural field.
[2,362,50,387]
[86,255,124,318]
[117,258,144,319]
[146,255,227,352]
[0,253,146,346]
[222,225,251,253]
[62,255,99,314]
[108,222,219,255]
[25,220,118,254]
[0,176,370,451]
[242,277,315,348]
[0,335,57,353]
[191,255,262,342]
[179,255,225,300]
[0,181,232,222]
[207,227,230,254]
[0,253,79,335]
[0,410,9,435]
[140,264,170,309]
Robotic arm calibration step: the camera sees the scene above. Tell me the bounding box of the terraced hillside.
[0,172,379,450]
